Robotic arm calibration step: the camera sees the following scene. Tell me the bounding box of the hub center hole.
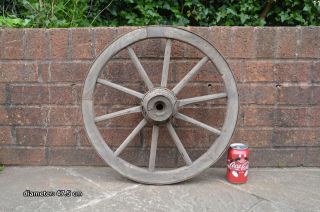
[155,101,165,111]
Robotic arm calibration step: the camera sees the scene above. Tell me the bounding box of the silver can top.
[230,143,248,150]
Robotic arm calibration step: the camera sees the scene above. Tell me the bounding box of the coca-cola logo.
[228,161,249,171]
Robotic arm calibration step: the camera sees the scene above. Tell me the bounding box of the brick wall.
[0,27,319,167]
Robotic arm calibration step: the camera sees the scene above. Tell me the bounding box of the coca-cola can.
[226,143,249,184]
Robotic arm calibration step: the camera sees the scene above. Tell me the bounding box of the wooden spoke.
[114,119,147,156]
[97,78,144,99]
[148,125,159,171]
[175,113,221,135]
[127,47,154,90]
[161,39,172,87]
[177,93,227,107]
[166,123,192,166]
[95,106,142,122]
[172,56,209,95]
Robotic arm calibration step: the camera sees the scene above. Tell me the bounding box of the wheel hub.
[142,88,177,123]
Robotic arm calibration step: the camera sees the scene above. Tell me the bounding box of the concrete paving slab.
[0,167,319,212]
[224,168,320,211]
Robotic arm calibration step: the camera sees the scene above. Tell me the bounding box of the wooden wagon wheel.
[82,26,238,184]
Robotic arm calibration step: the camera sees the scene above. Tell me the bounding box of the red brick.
[312,61,320,82]
[0,147,46,165]
[243,107,275,126]
[188,26,211,40]
[227,60,243,82]
[232,27,255,58]
[48,147,103,166]
[0,84,6,104]
[305,148,320,166]
[144,127,210,148]
[47,127,77,146]
[312,86,320,104]
[25,29,49,59]
[274,128,320,147]
[49,106,82,126]
[93,106,108,118]
[177,149,207,166]
[91,105,108,121]
[107,60,168,85]
[119,147,177,168]
[115,27,137,38]
[212,151,228,167]
[278,85,313,105]
[10,85,49,105]
[153,148,178,168]
[105,107,144,127]
[113,148,147,167]
[179,148,229,167]
[16,127,46,146]
[132,39,166,58]
[50,62,90,82]
[93,84,141,106]
[0,27,319,168]
[309,107,320,127]
[0,107,48,126]
[250,148,305,167]
[277,108,308,127]
[49,29,69,60]
[175,60,222,83]
[99,128,141,147]
[141,60,174,85]
[171,39,185,58]
[255,27,276,58]
[105,60,173,86]
[243,61,274,82]
[175,107,226,128]
[38,63,50,82]
[79,126,140,148]
[104,60,140,82]
[275,61,311,82]
[1,29,24,59]
[78,127,90,146]
[208,27,232,58]
[184,27,207,58]
[232,128,272,147]
[0,108,9,125]
[192,85,227,103]
[143,126,174,147]
[73,84,83,105]
[299,27,320,58]
[71,28,94,59]
[95,27,115,55]
[208,84,228,105]
[0,127,12,145]
[112,27,138,59]
[50,85,75,105]
[239,84,275,105]
[275,27,298,58]
[237,106,245,126]
[176,84,209,100]
[176,128,210,148]
[0,63,38,82]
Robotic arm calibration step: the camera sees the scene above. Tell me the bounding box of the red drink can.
[226,143,249,184]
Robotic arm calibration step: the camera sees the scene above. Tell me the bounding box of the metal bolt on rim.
[82,26,239,184]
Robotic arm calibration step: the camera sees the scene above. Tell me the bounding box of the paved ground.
[0,167,319,212]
